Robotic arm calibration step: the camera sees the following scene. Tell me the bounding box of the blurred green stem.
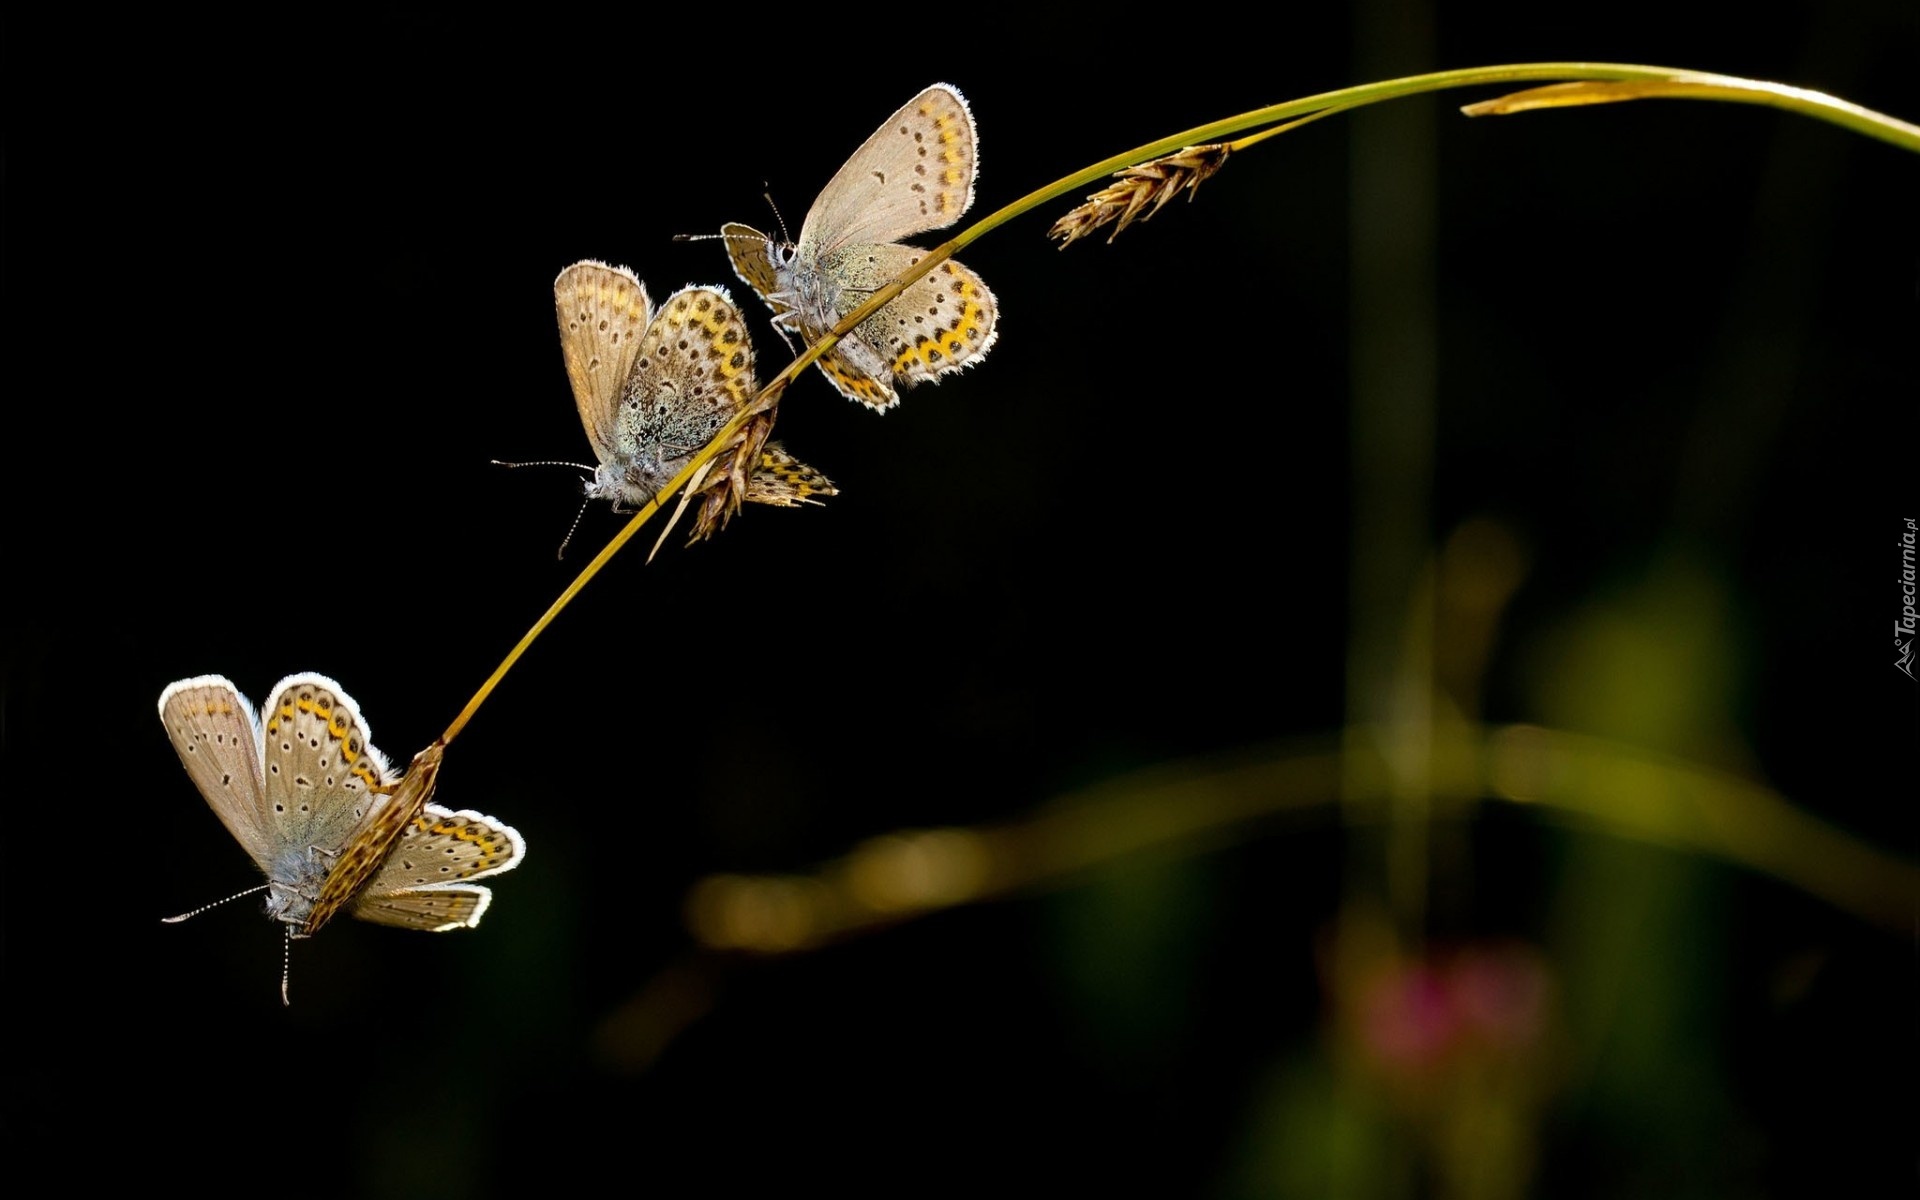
[686,725,1918,953]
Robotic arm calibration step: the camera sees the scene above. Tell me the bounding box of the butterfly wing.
[604,284,759,500]
[744,442,838,507]
[159,675,271,871]
[351,887,493,932]
[688,431,840,541]
[856,247,999,391]
[555,260,654,460]
[306,737,444,936]
[259,673,394,852]
[258,673,407,934]
[812,337,901,410]
[631,285,758,420]
[797,83,978,254]
[796,243,999,409]
[352,803,526,931]
[722,223,793,325]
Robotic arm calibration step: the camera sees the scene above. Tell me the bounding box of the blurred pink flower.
[1352,941,1551,1074]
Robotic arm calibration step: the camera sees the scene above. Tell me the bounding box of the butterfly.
[723,82,999,412]
[553,260,835,542]
[159,673,523,1003]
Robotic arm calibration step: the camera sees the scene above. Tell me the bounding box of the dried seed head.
[1049,144,1234,247]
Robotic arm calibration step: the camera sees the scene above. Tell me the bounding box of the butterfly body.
[259,842,331,930]
[725,83,998,412]
[160,674,522,942]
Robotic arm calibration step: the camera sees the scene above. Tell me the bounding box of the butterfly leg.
[263,878,320,932]
[766,308,800,353]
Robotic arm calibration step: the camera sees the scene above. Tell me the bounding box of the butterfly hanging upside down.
[159,673,524,1004]
[723,82,999,413]
[551,261,836,545]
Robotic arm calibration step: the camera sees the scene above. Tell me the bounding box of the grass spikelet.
[1049,144,1234,247]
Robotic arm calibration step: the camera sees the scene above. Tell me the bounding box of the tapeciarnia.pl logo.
[1898,518,1917,679]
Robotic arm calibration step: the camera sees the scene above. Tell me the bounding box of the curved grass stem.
[438,62,1917,747]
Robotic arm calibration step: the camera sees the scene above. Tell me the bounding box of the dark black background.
[4,6,1915,1196]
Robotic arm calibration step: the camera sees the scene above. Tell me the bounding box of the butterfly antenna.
[671,190,790,244]
[162,883,269,924]
[281,927,293,1007]
[492,459,595,472]
[763,188,793,243]
[556,494,593,561]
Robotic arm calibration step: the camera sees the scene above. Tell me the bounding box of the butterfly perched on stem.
[551,261,835,542]
[159,673,523,1003]
[723,83,999,412]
